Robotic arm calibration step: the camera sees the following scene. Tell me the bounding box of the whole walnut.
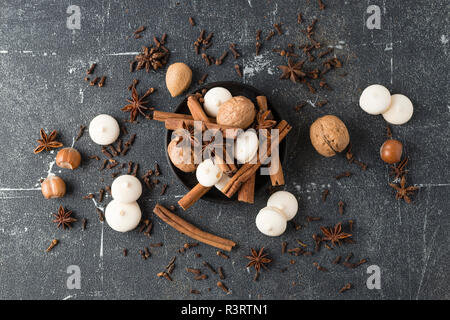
[216,96,256,129]
[167,137,198,172]
[310,115,350,157]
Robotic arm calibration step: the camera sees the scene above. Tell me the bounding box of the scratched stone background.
[0,0,448,300]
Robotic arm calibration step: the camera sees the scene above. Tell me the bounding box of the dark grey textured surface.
[0,0,449,300]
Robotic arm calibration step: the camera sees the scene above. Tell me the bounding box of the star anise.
[33,129,63,154]
[320,222,352,246]
[202,135,227,160]
[389,157,409,180]
[278,58,306,83]
[122,86,154,122]
[52,206,77,229]
[173,122,201,148]
[134,45,169,73]
[245,247,272,273]
[256,110,277,130]
[389,175,418,203]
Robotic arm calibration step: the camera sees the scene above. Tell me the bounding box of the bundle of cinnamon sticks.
[153,92,290,210]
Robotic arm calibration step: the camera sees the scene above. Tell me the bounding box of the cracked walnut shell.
[216,96,256,129]
[310,115,350,157]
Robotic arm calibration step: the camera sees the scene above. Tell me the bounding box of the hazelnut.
[380,139,402,164]
[41,175,66,199]
[310,115,350,157]
[56,147,81,169]
[167,137,197,172]
[216,96,256,129]
[165,62,192,97]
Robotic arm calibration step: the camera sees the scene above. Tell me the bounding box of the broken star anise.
[245,247,272,273]
[320,222,352,246]
[278,58,306,83]
[33,129,63,154]
[122,86,154,122]
[389,157,409,180]
[256,110,276,130]
[389,175,418,203]
[52,205,77,229]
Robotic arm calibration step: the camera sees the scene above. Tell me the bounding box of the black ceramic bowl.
[165,81,287,203]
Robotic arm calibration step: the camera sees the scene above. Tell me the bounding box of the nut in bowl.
[152,81,290,207]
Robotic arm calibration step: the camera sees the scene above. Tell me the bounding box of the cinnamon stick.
[187,96,209,122]
[256,96,284,186]
[165,119,241,139]
[153,204,236,251]
[237,173,255,203]
[153,110,216,123]
[269,158,285,186]
[221,120,291,197]
[178,184,212,210]
[256,96,268,111]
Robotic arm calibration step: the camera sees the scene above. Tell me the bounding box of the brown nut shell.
[56,147,81,169]
[216,96,256,129]
[310,115,350,157]
[41,175,66,199]
[165,62,193,97]
[168,138,197,172]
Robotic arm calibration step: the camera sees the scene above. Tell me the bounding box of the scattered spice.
[188,17,196,26]
[306,216,322,222]
[313,262,328,272]
[89,77,100,86]
[195,274,208,280]
[318,48,333,58]
[86,63,96,75]
[133,40,170,73]
[390,157,409,180]
[46,239,59,252]
[33,129,63,154]
[215,51,228,65]
[203,261,217,274]
[295,101,306,112]
[96,208,105,222]
[266,30,275,41]
[217,281,229,293]
[333,255,341,264]
[338,200,345,215]
[245,247,271,274]
[318,0,326,10]
[297,13,303,24]
[198,73,208,85]
[229,43,240,59]
[122,87,154,122]
[52,206,76,229]
[123,248,128,256]
[186,268,201,275]
[216,251,229,259]
[98,76,106,87]
[389,176,418,203]
[339,283,352,293]
[320,222,352,246]
[274,23,283,35]
[296,239,308,248]
[82,218,87,230]
[335,171,351,180]
[88,155,100,160]
[281,241,287,254]
[348,220,354,232]
[83,193,94,200]
[157,272,173,281]
[190,289,200,294]
[234,64,242,77]
[160,184,168,196]
[218,267,225,280]
[75,125,86,141]
[322,189,329,202]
